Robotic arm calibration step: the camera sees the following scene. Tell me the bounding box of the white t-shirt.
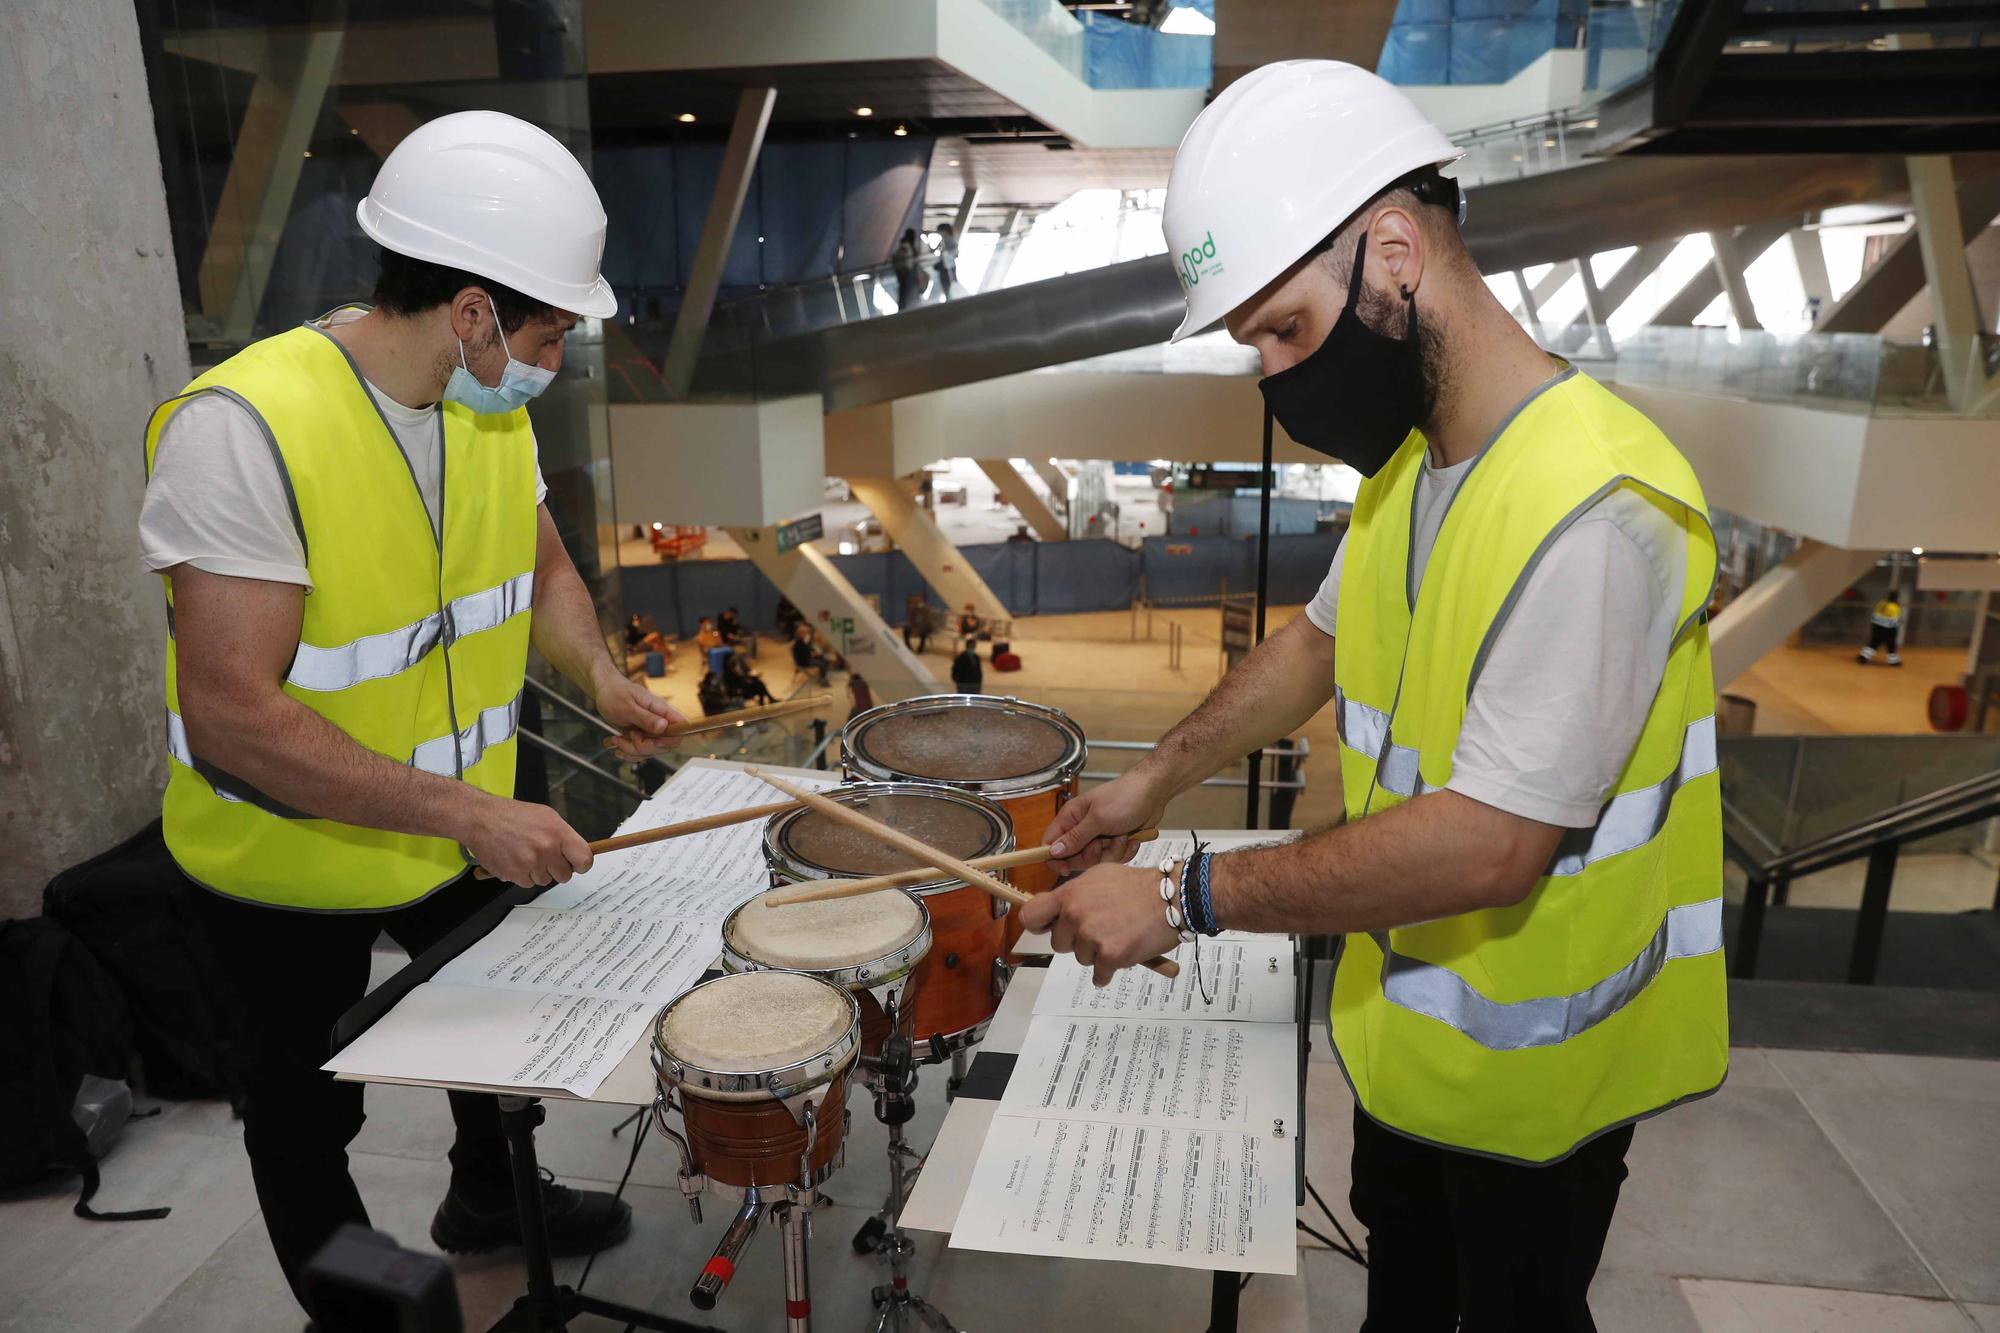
[1306,450,1688,830]
[140,310,546,591]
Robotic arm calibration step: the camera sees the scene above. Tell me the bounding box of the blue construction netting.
[1377,0,1589,86]
[1079,12,1212,89]
[619,531,1345,640]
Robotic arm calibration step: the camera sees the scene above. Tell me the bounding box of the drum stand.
[855,1012,958,1332]
[487,1096,713,1333]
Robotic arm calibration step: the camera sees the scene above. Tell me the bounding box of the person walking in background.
[951,638,984,694]
[903,593,934,653]
[893,228,924,310]
[1859,588,1905,665]
[936,221,960,299]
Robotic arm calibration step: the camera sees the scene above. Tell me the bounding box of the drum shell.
[986,779,1079,950]
[677,1073,850,1190]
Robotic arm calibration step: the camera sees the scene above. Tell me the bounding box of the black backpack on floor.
[0,917,168,1221]
[43,819,236,1103]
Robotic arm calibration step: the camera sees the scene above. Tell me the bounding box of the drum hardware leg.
[946,1047,972,1102]
[866,1117,958,1333]
[487,1095,715,1333]
[651,1092,705,1223]
[775,1197,814,1332]
[688,1189,764,1311]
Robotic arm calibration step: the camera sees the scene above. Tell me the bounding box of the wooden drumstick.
[600,695,832,747]
[762,829,1164,907]
[472,799,800,881]
[745,767,1181,980]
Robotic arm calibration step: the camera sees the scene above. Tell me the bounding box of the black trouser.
[179,873,512,1311]
[1350,1106,1633,1333]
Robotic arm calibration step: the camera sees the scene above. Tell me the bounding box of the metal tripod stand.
[853,1011,957,1332]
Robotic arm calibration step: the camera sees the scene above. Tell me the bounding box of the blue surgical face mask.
[444,297,557,413]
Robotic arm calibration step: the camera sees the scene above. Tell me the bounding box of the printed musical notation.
[1001,1015,1294,1132]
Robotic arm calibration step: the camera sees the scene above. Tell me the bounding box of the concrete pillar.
[1575,256,1615,359]
[724,525,941,692]
[1707,229,1764,331]
[1908,154,1996,413]
[1030,458,1071,516]
[1,0,188,916]
[843,476,1012,625]
[974,459,1066,542]
[1709,541,1882,688]
[1790,228,1833,315]
[1651,222,1791,327]
[663,85,776,397]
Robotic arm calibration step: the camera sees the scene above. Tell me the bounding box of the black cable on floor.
[575,1109,650,1296]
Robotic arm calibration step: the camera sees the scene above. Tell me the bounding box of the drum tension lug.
[992,956,1012,1000]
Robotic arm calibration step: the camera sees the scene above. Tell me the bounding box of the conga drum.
[720,888,932,1067]
[651,971,858,1192]
[765,782,1013,1057]
[842,695,1086,951]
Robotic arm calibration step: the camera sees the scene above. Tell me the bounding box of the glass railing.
[979,0,1211,90]
[1584,0,1683,95]
[1572,324,2000,417]
[1720,733,2000,861]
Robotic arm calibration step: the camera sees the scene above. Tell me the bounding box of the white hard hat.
[1163,61,1461,342]
[357,110,617,319]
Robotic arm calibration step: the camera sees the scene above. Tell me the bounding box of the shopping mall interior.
[3,1,1998,1330]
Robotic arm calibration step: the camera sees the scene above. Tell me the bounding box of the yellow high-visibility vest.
[1872,599,1903,629]
[1330,366,1728,1164]
[144,322,538,910]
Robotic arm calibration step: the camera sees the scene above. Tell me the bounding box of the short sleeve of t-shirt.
[141,389,548,591]
[1302,487,1686,829]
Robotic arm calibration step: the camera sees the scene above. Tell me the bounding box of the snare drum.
[720,889,931,1063]
[652,971,858,1191]
[765,782,1013,1053]
[842,695,1086,948]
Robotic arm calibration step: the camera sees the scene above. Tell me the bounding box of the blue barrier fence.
[620,531,1344,640]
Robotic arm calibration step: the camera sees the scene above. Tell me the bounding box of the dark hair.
[1307,165,1465,268]
[371,247,559,333]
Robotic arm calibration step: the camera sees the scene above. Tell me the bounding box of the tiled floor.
[6,1035,1995,1332]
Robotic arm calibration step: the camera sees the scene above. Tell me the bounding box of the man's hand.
[1044,769,1171,875]
[1018,864,1181,987]
[593,661,685,761]
[458,793,594,886]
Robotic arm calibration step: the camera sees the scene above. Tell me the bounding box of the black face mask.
[1257,232,1426,478]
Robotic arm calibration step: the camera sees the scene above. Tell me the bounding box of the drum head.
[844,696,1085,793]
[726,890,926,971]
[768,785,1012,888]
[658,972,852,1076]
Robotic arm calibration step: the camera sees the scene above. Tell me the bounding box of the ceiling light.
[302,149,313,158]
[1160,4,1215,35]
[948,158,960,166]
[1912,546,1925,556]
[677,112,696,124]
[894,124,909,137]
[855,106,874,118]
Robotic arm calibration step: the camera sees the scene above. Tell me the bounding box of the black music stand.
[330,879,715,1333]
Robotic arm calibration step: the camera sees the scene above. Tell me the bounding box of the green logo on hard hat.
[1179,231,1220,290]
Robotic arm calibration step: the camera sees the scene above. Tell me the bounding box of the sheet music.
[432,908,718,1004]
[1033,938,1294,1021]
[329,759,836,1099]
[326,986,654,1098]
[948,1114,1296,1275]
[1000,1015,1295,1132]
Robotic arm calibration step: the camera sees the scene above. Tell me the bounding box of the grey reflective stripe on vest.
[1335,687,1435,798]
[1377,895,1723,1051]
[411,692,521,776]
[287,572,534,692]
[1546,714,1717,878]
[164,709,309,818]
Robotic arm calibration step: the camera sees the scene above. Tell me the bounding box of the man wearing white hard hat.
[1028,62,1724,1329]
[139,111,679,1306]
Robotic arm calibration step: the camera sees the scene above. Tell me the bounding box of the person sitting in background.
[792,623,832,684]
[696,670,729,717]
[694,616,721,653]
[1005,524,1035,544]
[951,638,984,694]
[957,603,980,639]
[725,651,776,704]
[717,606,744,644]
[775,597,804,641]
[849,672,876,715]
[706,643,733,681]
[623,614,669,675]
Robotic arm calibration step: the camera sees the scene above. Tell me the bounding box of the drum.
[652,971,858,1191]
[842,695,1086,949]
[765,782,1013,1053]
[721,888,932,1063]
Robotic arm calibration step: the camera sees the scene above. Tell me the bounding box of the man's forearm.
[530,508,618,700]
[1142,614,1335,797]
[183,689,484,841]
[1207,790,1560,935]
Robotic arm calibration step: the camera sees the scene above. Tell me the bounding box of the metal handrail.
[1089,738,1311,761]
[1730,766,2000,878]
[524,674,617,736]
[519,728,647,800]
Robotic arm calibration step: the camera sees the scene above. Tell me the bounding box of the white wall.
[610,397,825,527]
[1400,51,1589,137]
